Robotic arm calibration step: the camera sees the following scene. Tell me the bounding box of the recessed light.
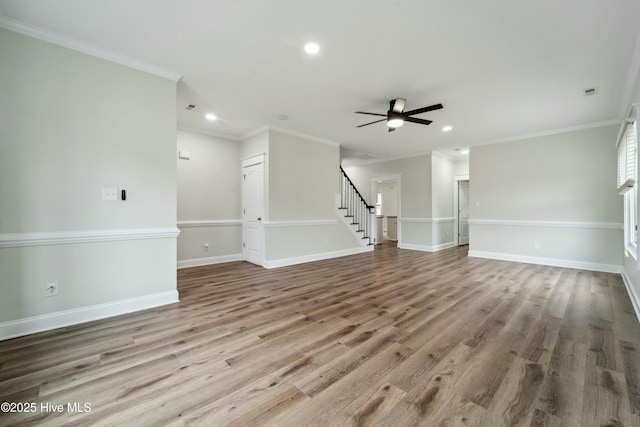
[185,104,196,111]
[442,126,453,132]
[304,42,320,54]
[461,149,469,155]
[278,115,288,120]
[205,113,217,121]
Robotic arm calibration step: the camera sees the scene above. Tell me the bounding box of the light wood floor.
[1,242,640,426]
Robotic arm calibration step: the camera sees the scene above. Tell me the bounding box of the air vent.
[584,87,598,96]
[185,104,196,110]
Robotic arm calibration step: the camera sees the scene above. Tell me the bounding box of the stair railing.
[339,166,376,245]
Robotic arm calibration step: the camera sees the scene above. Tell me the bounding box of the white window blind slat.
[617,120,637,194]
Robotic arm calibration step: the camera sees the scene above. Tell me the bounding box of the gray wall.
[469,124,623,271]
[265,130,363,263]
[343,155,434,249]
[431,154,456,247]
[177,129,242,265]
[0,29,178,335]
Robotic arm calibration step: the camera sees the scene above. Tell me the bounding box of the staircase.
[338,166,376,245]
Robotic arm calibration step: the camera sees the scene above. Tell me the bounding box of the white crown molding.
[262,219,338,228]
[177,125,240,141]
[267,125,341,147]
[177,254,242,269]
[240,125,270,141]
[469,250,621,274]
[240,125,341,147]
[0,16,182,82]
[177,220,242,228]
[0,291,179,341]
[400,217,455,223]
[263,246,373,269]
[475,119,621,148]
[468,219,623,230]
[0,228,181,248]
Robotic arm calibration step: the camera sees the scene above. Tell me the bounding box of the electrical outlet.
[46,282,58,297]
[204,242,209,251]
[533,242,540,250]
[102,188,117,201]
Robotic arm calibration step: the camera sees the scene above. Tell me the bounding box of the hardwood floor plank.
[1,243,639,426]
[535,337,587,424]
[620,339,640,415]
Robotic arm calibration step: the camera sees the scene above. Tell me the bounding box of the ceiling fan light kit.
[356,98,443,133]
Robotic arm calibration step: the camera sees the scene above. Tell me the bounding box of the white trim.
[343,121,619,167]
[177,125,240,141]
[400,217,455,223]
[241,152,266,166]
[240,125,270,142]
[177,220,242,228]
[475,119,620,148]
[0,291,179,341]
[0,228,180,248]
[468,219,623,230]
[177,254,242,269]
[0,16,181,82]
[468,250,621,274]
[621,267,640,324]
[263,219,338,228]
[263,246,373,269]
[240,125,341,147]
[398,242,456,253]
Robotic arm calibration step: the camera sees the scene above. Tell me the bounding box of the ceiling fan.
[356,98,443,132]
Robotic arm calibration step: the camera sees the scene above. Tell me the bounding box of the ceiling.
[1,0,639,161]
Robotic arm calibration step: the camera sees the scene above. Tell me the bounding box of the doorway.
[371,174,401,246]
[242,154,265,265]
[453,175,470,247]
[458,180,469,245]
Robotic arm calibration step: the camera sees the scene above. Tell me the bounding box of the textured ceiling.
[1,0,639,160]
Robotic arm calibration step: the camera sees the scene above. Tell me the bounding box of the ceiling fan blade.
[404,103,443,116]
[357,118,387,128]
[390,98,406,113]
[405,117,433,126]
[355,111,386,117]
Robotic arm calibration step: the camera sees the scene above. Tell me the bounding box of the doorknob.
[257,217,262,221]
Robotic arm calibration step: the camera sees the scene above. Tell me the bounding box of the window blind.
[618,120,637,194]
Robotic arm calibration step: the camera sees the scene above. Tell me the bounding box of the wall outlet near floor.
[46,282,58,297]
[204,242,209,251]
[533,242,540,250]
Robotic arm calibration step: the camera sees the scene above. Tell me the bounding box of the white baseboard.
[0,291,179,341]
[621,267,640,325]
[398,242,456,253]
[468,250,622,274]
[177,254,242,269]
[263,246,373,269]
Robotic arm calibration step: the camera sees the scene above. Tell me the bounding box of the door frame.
[453,174,470,246]
[241,153,265,265]
[370,173,401,246]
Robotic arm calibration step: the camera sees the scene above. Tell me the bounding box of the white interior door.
[242,160,264,265]
[458,180,469,245]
